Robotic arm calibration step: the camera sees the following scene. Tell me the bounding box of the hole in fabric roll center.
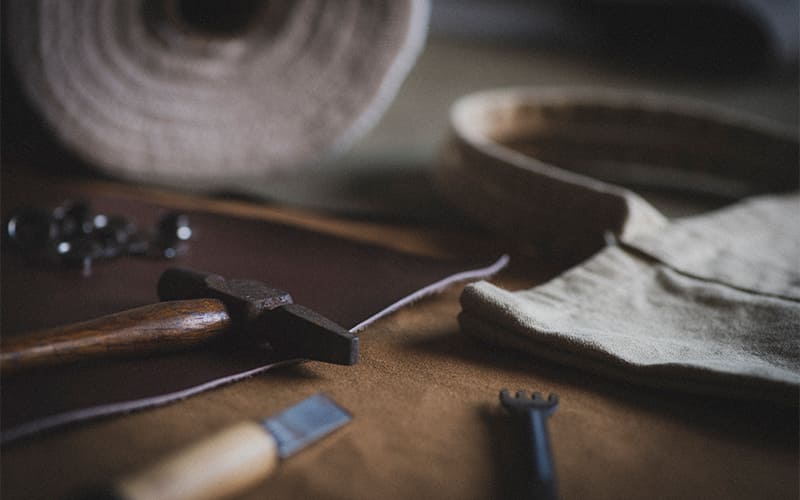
[171,0,265,37]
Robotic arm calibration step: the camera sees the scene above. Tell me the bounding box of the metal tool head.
[263,393,351,459]
[157,267,358,365]
[158,267,294,325]
[500,389,559,416]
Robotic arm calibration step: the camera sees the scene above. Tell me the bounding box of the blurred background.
[3,0,798,220]
[268,0,798,219]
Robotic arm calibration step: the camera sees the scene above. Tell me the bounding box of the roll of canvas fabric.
[6,0,429,188]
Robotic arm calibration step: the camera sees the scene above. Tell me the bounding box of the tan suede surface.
[2,258,797,499]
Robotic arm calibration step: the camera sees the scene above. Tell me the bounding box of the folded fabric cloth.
[462,194,799,404]
[438,89,799,404]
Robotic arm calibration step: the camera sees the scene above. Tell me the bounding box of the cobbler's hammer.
[0,268,358,373]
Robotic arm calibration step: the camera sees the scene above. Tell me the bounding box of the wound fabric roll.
[7,0,429,188]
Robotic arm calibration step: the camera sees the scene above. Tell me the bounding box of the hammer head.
[157,268,358,365]
[158,268,294,325]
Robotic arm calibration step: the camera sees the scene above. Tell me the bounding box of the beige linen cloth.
[437,89,799,404]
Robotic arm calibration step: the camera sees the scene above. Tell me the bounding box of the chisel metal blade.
[263,393,351,459]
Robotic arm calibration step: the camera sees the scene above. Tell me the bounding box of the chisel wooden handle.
[0,299,231,374]
[113,422,278,500]
[73,423,277,500]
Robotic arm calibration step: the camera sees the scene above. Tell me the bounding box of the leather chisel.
[78,393,351,500]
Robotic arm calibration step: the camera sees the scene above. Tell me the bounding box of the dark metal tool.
[500,389,559,500]
[4,200,193,275]
[80,393,351,500]
[0,268,358,373]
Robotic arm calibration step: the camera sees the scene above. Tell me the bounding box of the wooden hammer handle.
[0,299,231,374]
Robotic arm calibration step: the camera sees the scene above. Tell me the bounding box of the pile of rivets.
[4,200,192,276]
